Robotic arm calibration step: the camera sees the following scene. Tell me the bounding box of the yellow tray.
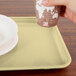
[0,17,71,70]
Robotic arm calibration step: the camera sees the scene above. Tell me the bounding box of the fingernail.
[42,0,49,5]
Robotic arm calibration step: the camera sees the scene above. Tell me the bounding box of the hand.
[42,0,76,23]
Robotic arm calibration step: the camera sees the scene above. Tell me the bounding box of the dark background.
[0,0,76,76]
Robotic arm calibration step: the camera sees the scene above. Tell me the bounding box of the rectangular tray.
[0,17,71,70]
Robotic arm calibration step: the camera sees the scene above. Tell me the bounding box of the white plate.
[0,35,18,56]
[0,15,18,46]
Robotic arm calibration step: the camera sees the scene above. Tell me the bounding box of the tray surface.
[0,17,71,70]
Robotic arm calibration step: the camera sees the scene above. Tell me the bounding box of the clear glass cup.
[35,0,60,27]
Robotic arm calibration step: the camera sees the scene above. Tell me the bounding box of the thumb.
[42,0,67,6]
